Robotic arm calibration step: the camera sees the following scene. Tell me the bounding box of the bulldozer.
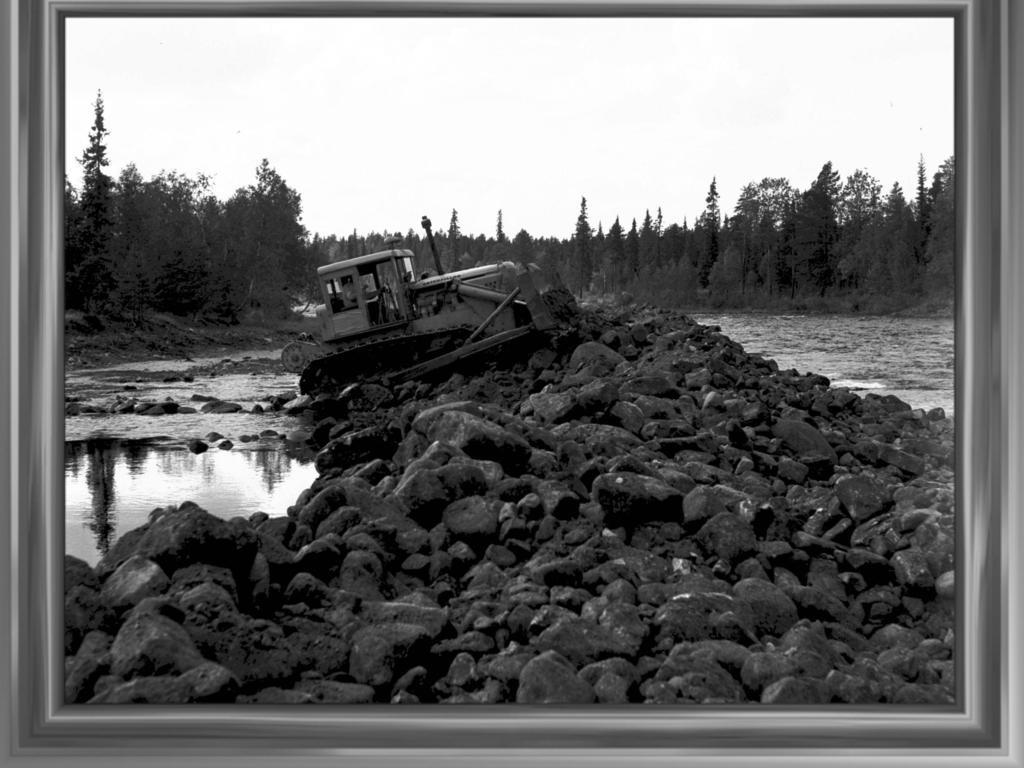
[282,216,578,395]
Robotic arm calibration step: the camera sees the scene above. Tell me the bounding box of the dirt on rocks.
[63,303,956,706]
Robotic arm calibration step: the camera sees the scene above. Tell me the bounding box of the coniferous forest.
[65,93,955,326]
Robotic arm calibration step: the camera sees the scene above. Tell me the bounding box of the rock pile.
[64,307,955,705]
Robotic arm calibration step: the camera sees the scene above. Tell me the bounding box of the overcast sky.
[64,16,954,241]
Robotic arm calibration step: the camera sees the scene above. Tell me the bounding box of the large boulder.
[834,474,891,522]
[348,622,434,687]
[771,419,838,465]
[516,650,595,704]
[99,556,170,613]
[109,606,206,678]
[427,411,532,474]
[134,502,257,580]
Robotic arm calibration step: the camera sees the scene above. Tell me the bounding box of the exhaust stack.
[420,215,445,276]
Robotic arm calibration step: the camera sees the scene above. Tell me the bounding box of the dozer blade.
[517,264,556,331]
[517,263,579,331]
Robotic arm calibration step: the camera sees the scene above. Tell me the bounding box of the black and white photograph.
[61,13,960,707]
[4,0,1024,764]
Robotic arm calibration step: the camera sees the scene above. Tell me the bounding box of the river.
[691,313,955,417]
[64,313,955,565]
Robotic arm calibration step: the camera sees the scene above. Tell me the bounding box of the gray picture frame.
[2,0,1022,765]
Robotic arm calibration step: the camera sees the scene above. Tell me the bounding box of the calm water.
[65,439,319,565]
[65,314,955,565]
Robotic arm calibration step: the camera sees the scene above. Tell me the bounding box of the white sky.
[65,16,954,240]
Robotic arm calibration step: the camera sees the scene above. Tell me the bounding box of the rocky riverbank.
[64,306,956,705]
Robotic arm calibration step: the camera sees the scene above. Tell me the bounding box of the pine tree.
[606,216,626,288]
[625,218,640,279]
[697,177,721,288]
[914,155,933,266]
[639,209,657,270]
[448,208,461,269]
[923,155,955,296]
[496,209,507,243]
[655,207,664,266]
[72,91,115,311]
[573,196,593,298]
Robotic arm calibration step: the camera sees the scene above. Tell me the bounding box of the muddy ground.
[64,310,316,372]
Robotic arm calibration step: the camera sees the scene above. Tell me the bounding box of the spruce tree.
[914,155,932,265]
[698,178,721,288]
[448,208,461,269]
[496,209,507,243]
[73,91,115,311]
[606,217,626,288]
[625,218,640,278]
[573,196,593,298]
[639,210,657,270]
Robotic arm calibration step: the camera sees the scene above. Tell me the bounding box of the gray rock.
[591,472,683,529]
[337,550,386,601]
[890,547,935,592]
[109,609,206,678]
[443,496,499,545]
[100,555,170,613]
[760,675,830,704]
[65,630,112,703]
[771,419,838,464]
[65,554,100,593]
[427,411,532,473]
[835,474,891,522]
[65,585,114,656]
[348,622,435,687]
[694,512,757,565]
[534,616,637,667]
[526,392,578,424]
[134,502,257,580]
[682,486,727,528]
[515,650,595,704]
[732,578,799,638]
[568,341,624,372]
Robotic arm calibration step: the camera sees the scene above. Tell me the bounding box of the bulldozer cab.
[317,250,415,341]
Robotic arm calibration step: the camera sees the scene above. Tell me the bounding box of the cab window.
[325,273,359,313]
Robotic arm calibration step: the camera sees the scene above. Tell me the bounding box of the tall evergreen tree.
[496,209,507,243]
[573,196,593,298]
[605,216,626,287]
[795,161,842,296]
[638,210,657,270]
[625,218,640,278]
[923,155,955,296]
[72,91,116,311]
[655,207,664,266]
[914,155,933,266]
[448,208,461,269]
[697,177,721,288]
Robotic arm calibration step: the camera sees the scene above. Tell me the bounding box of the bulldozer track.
[298,325,480,395]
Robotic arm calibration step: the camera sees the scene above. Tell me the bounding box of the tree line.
[65,93,954,326]
[65,93,315,323]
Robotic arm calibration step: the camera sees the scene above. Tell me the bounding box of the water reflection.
[123,441,149,477]
[65,438,319,565]
[84,440,118,556]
